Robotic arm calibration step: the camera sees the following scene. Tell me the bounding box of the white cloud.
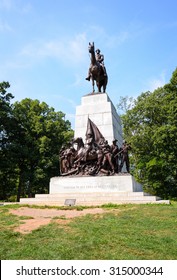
[21,2,32,14]
[20,33,88,66]
[0,0,12,10]
[3,59,32,70]
[69,74,82,88]
[89,25,105,38]
[0,20,12,32]
[88,25,130,48]
[19,25,132,67]
[148,72,166,91]
[106,31,129,48]
[0,0,32,13]
[52,94,77,109]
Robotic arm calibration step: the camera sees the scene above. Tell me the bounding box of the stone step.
[35,192,149,198]
[33,192,157,201]
[20,198,169,206]
[20,193,169,205]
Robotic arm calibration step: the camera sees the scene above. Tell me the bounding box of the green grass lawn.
[0,202,177,260]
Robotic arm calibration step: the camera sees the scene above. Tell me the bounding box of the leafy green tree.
[120,68,177,199]
[0,82,74,202]
[0,82,17,200]
[12,98,74,201]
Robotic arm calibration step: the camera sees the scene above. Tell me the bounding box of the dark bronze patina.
[59,118,130,176]
[85,42,108,93]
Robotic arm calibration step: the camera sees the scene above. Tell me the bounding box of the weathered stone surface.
[74,93,123,146]
[49,174,143,193]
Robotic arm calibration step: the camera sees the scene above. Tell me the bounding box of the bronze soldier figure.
[110,139,119,173]
[119,141,131,173]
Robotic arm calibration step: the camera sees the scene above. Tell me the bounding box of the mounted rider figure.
[86,48,107,81]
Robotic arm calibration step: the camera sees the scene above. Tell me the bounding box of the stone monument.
[20,42,169,205]
[74,92,123,146]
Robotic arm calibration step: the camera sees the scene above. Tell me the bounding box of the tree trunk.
[16,166,24,202]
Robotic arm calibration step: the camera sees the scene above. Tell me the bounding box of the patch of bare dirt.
[9,207,109,234]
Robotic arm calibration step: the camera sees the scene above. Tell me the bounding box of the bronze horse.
[88,42,108,93]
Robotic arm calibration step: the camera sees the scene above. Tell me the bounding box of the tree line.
[0,82,74,201]
[119,68,177,199]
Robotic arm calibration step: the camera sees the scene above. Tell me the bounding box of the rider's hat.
[96,49,100,53]
[112,139,117,143]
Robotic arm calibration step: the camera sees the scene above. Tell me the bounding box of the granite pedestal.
[49,175,143,193]
[74,92,123,146]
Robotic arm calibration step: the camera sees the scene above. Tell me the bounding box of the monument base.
[49,174,143,193]
[20,175,170,205]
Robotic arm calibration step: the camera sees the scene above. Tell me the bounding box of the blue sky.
[1,0,177,128]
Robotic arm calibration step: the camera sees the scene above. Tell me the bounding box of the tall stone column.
[74,93,123,146]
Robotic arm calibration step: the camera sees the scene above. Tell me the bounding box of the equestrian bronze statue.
[85,42,108,93]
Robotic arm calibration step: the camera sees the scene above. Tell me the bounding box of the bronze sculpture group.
[59,118,130,176]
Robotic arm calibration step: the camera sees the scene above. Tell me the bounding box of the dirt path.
[9,207,109,234]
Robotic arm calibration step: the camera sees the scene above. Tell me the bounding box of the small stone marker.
[64,199,76,206]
